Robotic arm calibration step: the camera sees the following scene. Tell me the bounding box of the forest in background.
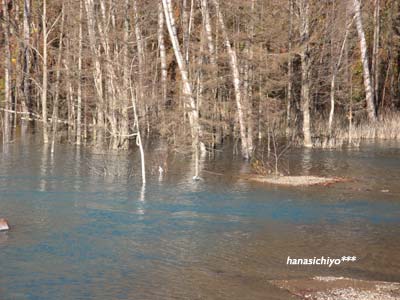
[1,0,400,161]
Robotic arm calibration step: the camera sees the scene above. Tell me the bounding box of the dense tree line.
[1,0,400,159]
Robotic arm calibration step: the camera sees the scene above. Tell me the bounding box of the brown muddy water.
[0,136,399,299]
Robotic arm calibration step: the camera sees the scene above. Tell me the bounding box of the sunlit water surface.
[0,136,399,299]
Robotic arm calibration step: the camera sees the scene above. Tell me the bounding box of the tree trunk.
[298,0,312,147]
[84,0,105,146]
[51,2,65,153]
[200,0,216,66]
[353,0,377,121]
[162,0,203,178]
[133,0,146,134]
[372,0,380,107]
[158,2,168,110]
[244,0,255,156]
[77,0,83,145]
[181,0,189,64]
[98,0,119,149]
[23,0,31,115]
[2,0,11,143]
[129,81,146,184]
[329,19,352,136]
[213,0,251,159]
[161,0,200,145]
[286,0,293,137]
[120,0,130,150]
[42,0,49,144]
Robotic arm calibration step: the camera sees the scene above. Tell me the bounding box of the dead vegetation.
[310,112,400,149]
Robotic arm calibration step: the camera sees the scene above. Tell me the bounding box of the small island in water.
[248,175,348,186]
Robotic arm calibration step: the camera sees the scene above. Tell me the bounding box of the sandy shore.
[270,277,400,300]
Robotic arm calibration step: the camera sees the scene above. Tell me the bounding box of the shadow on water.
[0,137,399,299]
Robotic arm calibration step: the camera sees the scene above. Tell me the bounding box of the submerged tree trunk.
[329,19,352,136]
[298,0,312,148]
[119,0,130,150]
[353,0,377,121]
[2,0,11,143]
[213,0,252,159]
[162,0,204,178]
[51,2,65,154]
[97,0,119,149]
[161,0,200,146]
[130,81,146,184]
[372,0,380,108]
[42,0,49,144]
[76,0,83,146]
[84,0,105,147]
[23,0,31,114]
[133,0,147,138]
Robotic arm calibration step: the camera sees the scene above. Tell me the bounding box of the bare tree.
[51,2,65,153]
[84,0,105,146]
[213,0,253,159]
[297,0,312,147]
[328,17,353,136]
[42,0,49,143]
[371,0,380,107]
[76,0,83,145]
[161,0,201,146]
[353,0,377,121]
[1,0,11,143]
[158,2,168,114]
[22,0,31,114]
[286,0,293,137]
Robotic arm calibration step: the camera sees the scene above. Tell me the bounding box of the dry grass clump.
[310,112,400,149]
[352,112,400,140]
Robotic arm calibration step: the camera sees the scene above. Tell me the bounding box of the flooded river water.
[0,137,399,299]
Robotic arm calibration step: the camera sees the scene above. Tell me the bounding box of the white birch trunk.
[97,0,119,148]
[23,0,31,114]
[84,0,105,145]
[158,2,168,108]
[286,0,293,137]
[130,83,146,185]
[161,0,200,144]
[51,2,65,154]
[212,0,251,159]
[200,0,216,66]
[133,0,146,127]
[120,0,130,150]
[77,0,83,145]
[372,0,380,107]
[162,0,204,178]
[2,0,11,143]
[328,19,353,136]
[353,0,377,121]
[298,0,312,148]
[42,0,49,144]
